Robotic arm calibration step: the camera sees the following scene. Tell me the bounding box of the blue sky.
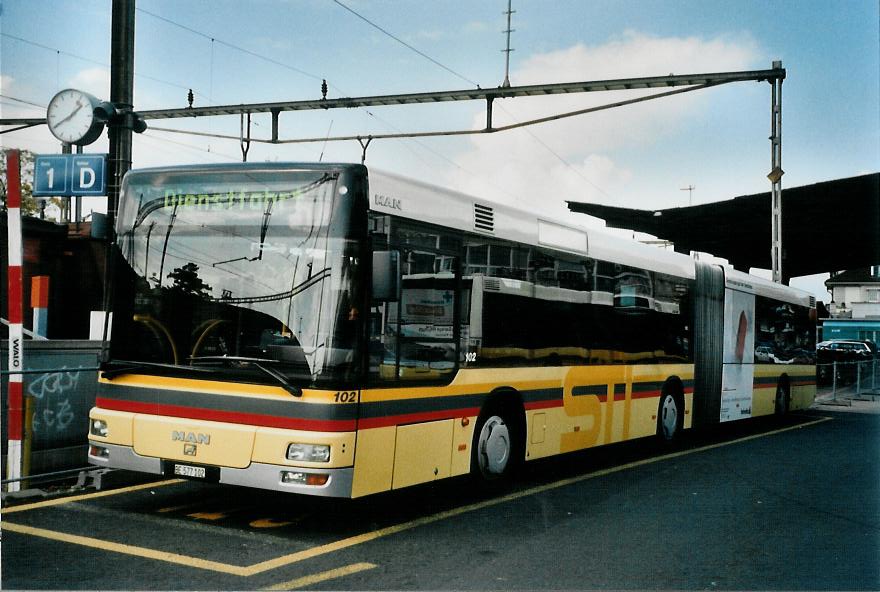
[2,0,878,299]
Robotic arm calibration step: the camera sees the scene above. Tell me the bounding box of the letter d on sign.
[79,166,96,189]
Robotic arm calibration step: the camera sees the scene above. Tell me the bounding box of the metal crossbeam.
[138,69,785,120]
[0,68,784,128]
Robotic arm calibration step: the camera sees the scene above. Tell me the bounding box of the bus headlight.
[90,419,109,438]
[286,443,331,463]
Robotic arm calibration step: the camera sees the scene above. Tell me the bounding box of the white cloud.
[67,67,111,99]
[445,31,760,225]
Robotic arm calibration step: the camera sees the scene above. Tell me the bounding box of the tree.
[167,262,213,297]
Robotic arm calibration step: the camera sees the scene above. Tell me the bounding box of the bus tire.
[775,378,791,416]
[656,386,683,442]
[471,396,523,484]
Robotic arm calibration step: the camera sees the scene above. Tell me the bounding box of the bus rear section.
[692,263,816,429]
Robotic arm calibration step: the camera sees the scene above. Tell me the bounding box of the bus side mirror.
[372,250,400,302]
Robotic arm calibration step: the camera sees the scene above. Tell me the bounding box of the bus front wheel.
[471,401,522,484]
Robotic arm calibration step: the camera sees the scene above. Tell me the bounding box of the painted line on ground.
[241,416,834,576]
[1,521,249,576]
[1,416,832,577]
[1,479,183,515]
[262,562,377,590]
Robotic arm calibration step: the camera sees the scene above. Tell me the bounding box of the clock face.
[46,89,103,145]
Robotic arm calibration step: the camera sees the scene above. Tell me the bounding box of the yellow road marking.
[250,518,295,529]
[157,501,203,513]
[243,416,834,576]
[187,511,230,521]
[2,416,832,577]
[1,479,183,515]
[1,521,249,576]
[262,562,377,590]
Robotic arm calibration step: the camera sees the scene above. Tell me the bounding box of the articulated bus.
[88,163,816,497]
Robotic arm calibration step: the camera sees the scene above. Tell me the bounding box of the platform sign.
[33,155,69,196]
[33,154,107,197]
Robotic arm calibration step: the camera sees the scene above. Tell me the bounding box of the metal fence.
[817,358,880,406]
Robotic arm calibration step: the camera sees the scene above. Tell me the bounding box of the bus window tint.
[474,248,692,366]
[754,297,816,364]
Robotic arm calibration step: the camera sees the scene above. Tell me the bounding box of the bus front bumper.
[87,441,354,498]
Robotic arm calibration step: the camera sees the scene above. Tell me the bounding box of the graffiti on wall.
[27,367,82,435]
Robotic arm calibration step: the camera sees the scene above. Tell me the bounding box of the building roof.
[567,173,879,281]
[825,268,880,287]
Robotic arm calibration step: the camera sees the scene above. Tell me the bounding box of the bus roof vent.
[484,277,501,292]
[474,203,495,233]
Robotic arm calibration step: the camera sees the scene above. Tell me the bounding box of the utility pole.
[768,60,784,284]
[107,0,136,230]
[680,184,695,206]
[501,0,514,88]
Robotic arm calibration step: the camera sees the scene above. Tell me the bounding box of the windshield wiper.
[189,356,303,397]
[100,359,214,380]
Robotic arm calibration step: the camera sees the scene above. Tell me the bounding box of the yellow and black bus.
[88,163,816,497]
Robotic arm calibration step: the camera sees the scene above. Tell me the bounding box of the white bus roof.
[367,168,814,308]
[368,168,697,279]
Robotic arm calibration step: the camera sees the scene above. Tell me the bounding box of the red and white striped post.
[5,149,25,492]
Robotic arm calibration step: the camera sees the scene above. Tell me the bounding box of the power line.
[0,33,208,99]
[327,1,611,199]
[330,0,480,88]
[136,8,326,85]
[0,95,46,109]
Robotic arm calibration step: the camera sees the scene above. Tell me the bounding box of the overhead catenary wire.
[136,8,327,86]
[330,0,481,89]
[325,0,610,199]
[0,33,209,100]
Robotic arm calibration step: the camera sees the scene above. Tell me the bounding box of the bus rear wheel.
[657,392,681,442]
[775,384,790,416]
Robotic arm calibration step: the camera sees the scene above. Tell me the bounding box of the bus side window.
[369,254,461,383]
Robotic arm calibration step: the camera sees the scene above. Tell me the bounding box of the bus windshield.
[108,166,364,387]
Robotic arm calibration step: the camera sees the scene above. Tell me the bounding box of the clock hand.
[55,100,85,126]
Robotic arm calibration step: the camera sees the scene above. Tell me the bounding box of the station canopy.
[567,173,879,282]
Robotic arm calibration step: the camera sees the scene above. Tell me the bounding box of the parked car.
[817,339,876,384]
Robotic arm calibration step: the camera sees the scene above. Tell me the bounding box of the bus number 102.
[334,391,357,403]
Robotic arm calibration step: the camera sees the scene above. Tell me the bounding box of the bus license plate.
[173,464,206,479]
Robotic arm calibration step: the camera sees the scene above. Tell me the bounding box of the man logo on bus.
[171,431,211,445]
[374,193,402,210]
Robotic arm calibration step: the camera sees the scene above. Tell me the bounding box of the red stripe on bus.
[524,399,563,411]
[358,407,482,429]
[632,389,661,400]
[95,397,357,432]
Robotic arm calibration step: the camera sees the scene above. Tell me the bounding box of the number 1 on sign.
[46,167,54,189]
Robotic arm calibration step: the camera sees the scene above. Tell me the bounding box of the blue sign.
[33,155,69,196]
[33,154,107,197]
